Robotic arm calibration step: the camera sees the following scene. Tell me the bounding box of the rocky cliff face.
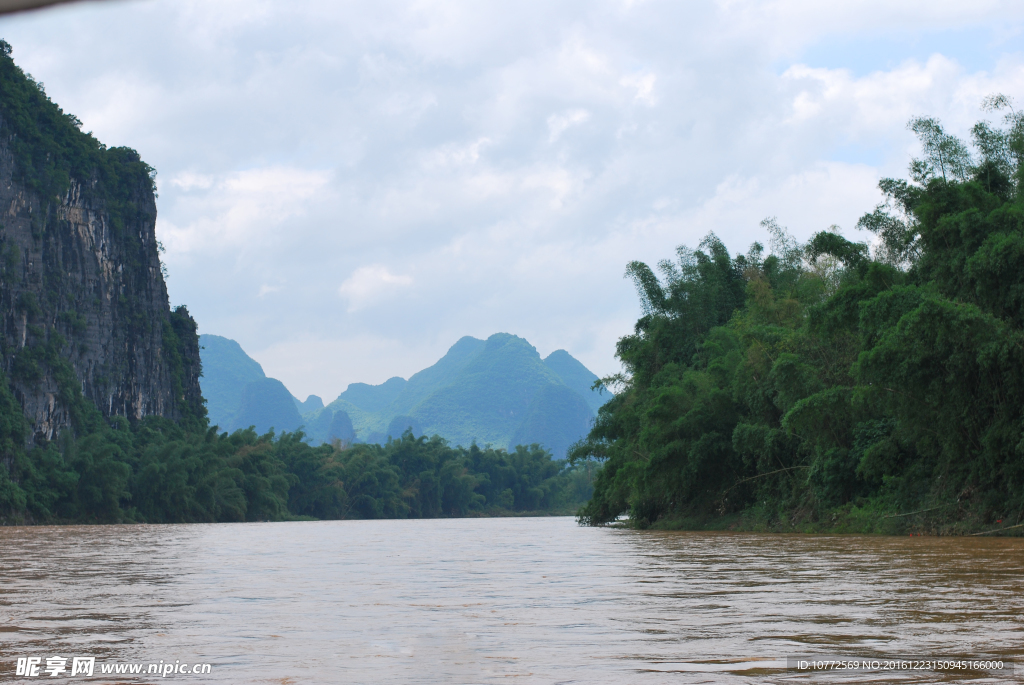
[0,132,203,444]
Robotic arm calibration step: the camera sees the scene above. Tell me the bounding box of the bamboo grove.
[570,98,1024,533]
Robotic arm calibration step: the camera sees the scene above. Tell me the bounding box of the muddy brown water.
[1,518,1021,683]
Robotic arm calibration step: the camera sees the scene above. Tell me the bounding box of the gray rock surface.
[0,140,203,443]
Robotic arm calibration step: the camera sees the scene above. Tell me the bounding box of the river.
[1,517,1021,683]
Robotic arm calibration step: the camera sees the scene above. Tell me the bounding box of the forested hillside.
[324,333,599,457]
[571,100,1024,535]
[197,334,269,430]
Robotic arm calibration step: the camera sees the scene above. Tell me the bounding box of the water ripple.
[1,519,1021,683]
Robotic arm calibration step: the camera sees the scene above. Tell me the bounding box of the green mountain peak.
[200,333,607,457]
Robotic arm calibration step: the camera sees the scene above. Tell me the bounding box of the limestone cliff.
[0,42,203,444]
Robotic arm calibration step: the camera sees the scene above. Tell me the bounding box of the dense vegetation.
[1,309,591,525]
[0,382,593,523]
[1,285,590,523]
[0,39,156,229]
[1,310,591,523]
[571,99,1024,534]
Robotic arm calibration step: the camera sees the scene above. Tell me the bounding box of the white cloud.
[620,72,656,106]
[170,172,214,191]
[4,0,1022,398]
[258,284,281,297]
[253,334,445,401]
[682,162,884,251]
[422,137,491,169]
[338,265,414,312]
[547,109,591,142]
[715,0,1024,46]
[157,166,331,255]
[782,56,966,131]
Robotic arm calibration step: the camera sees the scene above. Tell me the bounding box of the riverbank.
[0,508,582,527]
[639,502,1024,536]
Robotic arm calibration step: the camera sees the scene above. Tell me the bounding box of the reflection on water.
[1,518,1022,683]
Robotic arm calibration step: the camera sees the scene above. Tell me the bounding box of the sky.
[1,0,1022,402]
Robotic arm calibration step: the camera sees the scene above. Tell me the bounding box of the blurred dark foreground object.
[0,0,100,15]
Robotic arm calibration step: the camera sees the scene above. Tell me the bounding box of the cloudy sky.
[1,0,1022,401]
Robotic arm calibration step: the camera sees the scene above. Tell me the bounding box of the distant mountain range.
[198,333,611,458]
